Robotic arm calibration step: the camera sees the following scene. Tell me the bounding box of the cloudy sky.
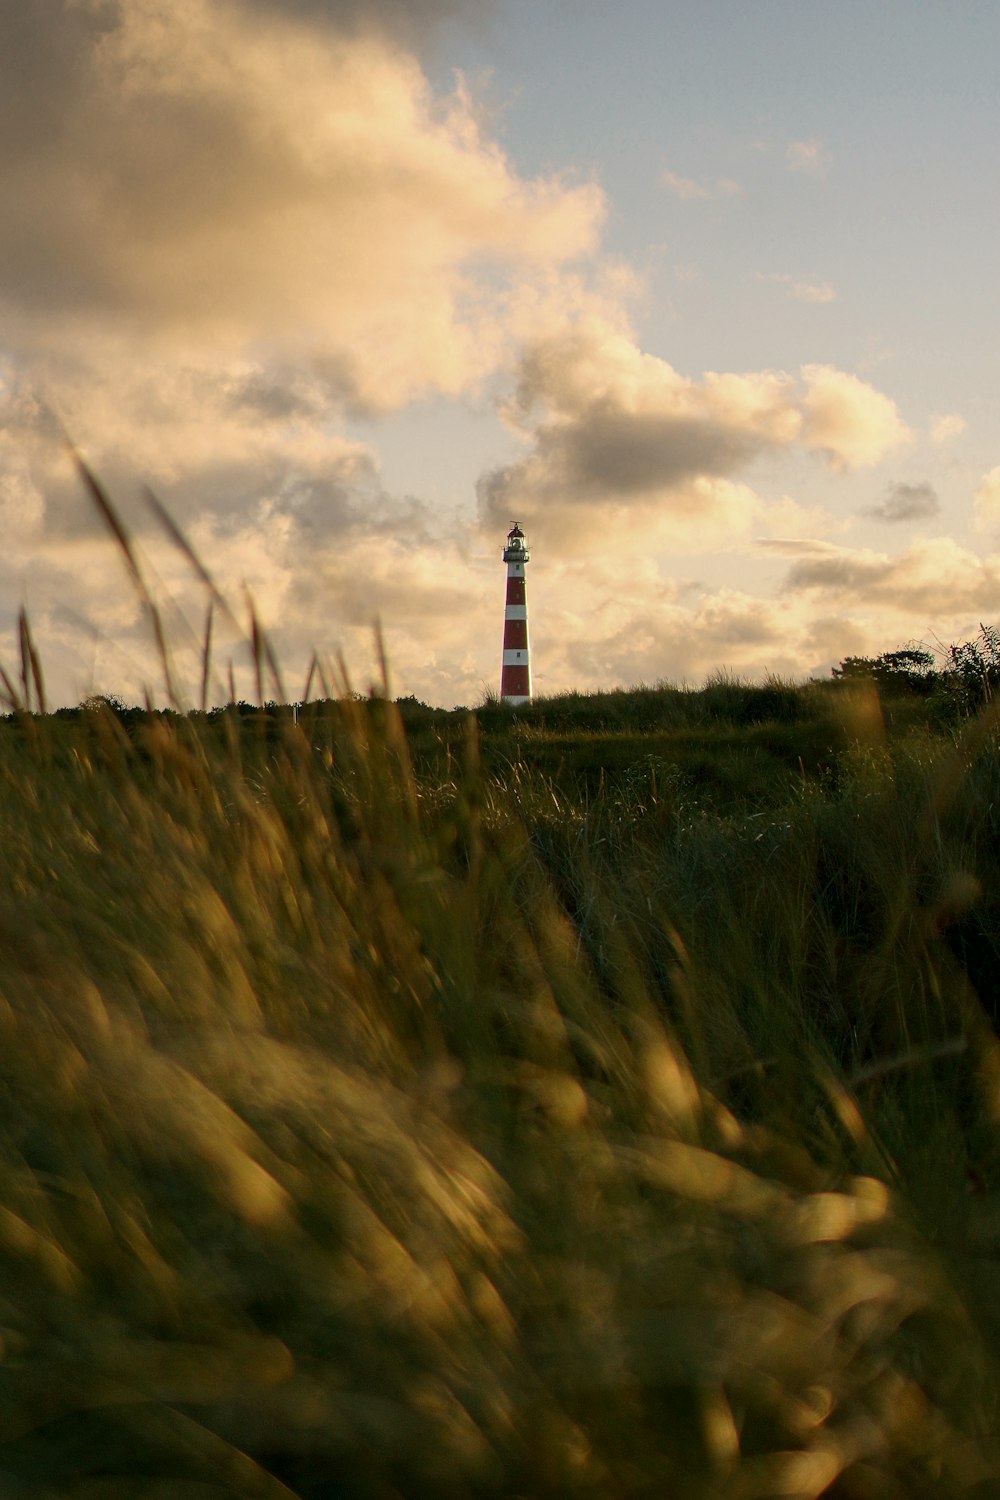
[2,0,999,707]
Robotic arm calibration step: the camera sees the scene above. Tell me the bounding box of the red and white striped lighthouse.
[500,522,532,705]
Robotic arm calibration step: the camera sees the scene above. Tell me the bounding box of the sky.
[1,0,999,708]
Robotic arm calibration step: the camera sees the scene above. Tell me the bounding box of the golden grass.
[0,466,997,1494]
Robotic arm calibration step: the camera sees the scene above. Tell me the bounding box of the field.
[3,659,1000,1496]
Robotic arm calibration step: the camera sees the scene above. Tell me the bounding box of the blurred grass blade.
[71,448,179,707]
[19,610,46,716]
[0,659,23,712]
[200,598,215,714]
[301,652,318,708]
[375,618,391,700]
[248,595,264,707]
[71,446,144,595]
[143,486,226,607]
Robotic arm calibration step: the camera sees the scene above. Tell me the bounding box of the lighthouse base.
[500,660,531,703]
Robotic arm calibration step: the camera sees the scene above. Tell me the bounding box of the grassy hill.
[0,672,1000,1494]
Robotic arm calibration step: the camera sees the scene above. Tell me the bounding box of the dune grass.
[1,460,1000,1492]
[0,670,996,1496]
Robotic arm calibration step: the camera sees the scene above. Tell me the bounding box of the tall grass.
[1,476,1000,1491]
[0,681,996,1495]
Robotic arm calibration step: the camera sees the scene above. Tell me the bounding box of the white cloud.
[477,323,909,550]
[523,541,978,693]
[0,0,605,412]
[783,536,1000,615]
[530,553,802,690]
[791,280,836,304]
[786,138,831,176]
[0,0,618,706]
[0,1,943,710]
[661,168,744,201]
[661,169,711,201]
[974,467,1000,531]
[758,273,836,304]
[800,365,909,469]
[930,413,968,445]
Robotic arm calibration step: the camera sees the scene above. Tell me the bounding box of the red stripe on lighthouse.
[501,664,530,697]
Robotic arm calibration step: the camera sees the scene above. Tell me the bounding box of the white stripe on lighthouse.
[504,604,527,620]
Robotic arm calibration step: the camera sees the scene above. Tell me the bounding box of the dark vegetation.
[4,459,1000,1495]
[4,607,1000,1494]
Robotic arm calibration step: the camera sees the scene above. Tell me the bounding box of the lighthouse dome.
[502,523,530,564]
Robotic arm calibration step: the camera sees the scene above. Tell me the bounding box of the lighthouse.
[500,522,532,705]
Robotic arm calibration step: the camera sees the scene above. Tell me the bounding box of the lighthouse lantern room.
[500,522,532,705]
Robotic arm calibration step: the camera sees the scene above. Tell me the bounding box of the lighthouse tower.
[500,522,532,705]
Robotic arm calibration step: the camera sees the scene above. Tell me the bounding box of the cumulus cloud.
[238,0,474,44]
[865,480,940,523]
[799,365,909,469]
[477,322,909,546]
[0,0,619,704]
[0,407,495,709]
[181,509,493,705]
[562,590,790,686]
[520,524,1000,700]
[0,0,606,492]
[0,2,934,709]
[974,467,1000,531]
[784,537,1000,616]
[525,549,953,693]
[527,550,805,690]
[0,352,444,704]
[0,0,603,411]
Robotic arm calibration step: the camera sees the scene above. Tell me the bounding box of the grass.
[1,475,1000,1491]
[0,680,997,1496]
